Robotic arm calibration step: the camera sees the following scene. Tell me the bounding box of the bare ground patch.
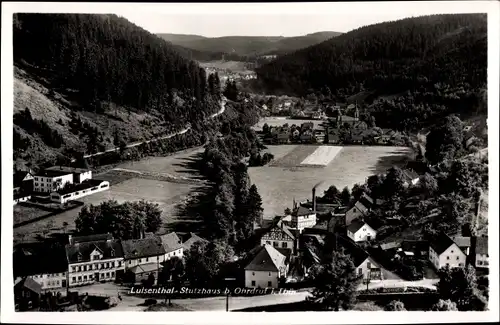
[268,145,319,167]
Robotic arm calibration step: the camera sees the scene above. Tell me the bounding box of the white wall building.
[49,180,109,204]
[160,232,184,260]
[347,220,377,242]
[34,171,73,193]
[65,234,125,287]
[475,236,489,268]
[244,244,288,289]
[45,166,92,184]
[290,206,317,232]
[429,233,467,270]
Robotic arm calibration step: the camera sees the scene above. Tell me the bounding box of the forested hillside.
[13,13,222,170]
[158,32,341,58]
[256,14,487,130]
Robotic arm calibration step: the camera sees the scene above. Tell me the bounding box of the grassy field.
[253,117,326,132]
[249,145,411,218]
[13,204,50,226]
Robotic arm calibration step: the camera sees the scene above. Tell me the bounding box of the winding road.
[72,98,227,161]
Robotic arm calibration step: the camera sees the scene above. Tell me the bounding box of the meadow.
[249,145,411,218]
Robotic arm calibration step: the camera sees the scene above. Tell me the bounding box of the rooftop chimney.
[312,187,316,213]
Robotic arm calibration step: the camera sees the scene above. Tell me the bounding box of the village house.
[345,193,374,225]
[182,233,209,252]
[14,277,42,311]
[13,241,68,292]
[244,244,289,289]
[65,234,125,287]
[402,169,420,187]
[122,236,166,285]
[347,219,377,242]
[336,235,383,282]
[474,236,488,268]
[160,232,184,260]
[260,220,297,254]
[299,130,316,143]
[45,166,92,184]
[289,199,317,232]
[451,236,471,256]
[33,169,74,193]
[429,233,467,270]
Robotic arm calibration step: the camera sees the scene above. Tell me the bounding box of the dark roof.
[476,236,488,255]
[244,245,287,272]
[15,277,42,295]
[65,239,123,264]
[45,166,91,174]
[70,233,113,244]
[358,195,374,209]
[13,242,68,277]
[160,232,183,253]
[122,236,166,259]
[36,169,73,178]
[54,179,108,195]
[129,263,162,274]
[430,233,457,255]
[451,236,471,248]
[401,240,429,253]
[294,206,314,216]
[347,219,367,233]
[336,235,369,267]
[182,233,209,251]
[266,220,296,240]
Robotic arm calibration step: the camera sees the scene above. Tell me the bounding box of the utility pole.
[224,277,236,312]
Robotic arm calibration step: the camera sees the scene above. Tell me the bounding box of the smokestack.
[312,181,323,212]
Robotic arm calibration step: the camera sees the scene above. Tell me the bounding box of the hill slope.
[157,32,341,57]
[256,14,487,130]
[13,13,222,170]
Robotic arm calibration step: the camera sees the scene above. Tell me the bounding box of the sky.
[117,2,489,37]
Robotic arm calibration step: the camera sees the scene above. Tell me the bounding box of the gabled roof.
[122,236,166,260]
[359,193,374,208]
[15,277,42,295]
[13,241,68,277]
[129,262,162,274]
[476,236,488,255]
[294,206,314,216]
[402,169,420,181]
[430,233,460,255]
[451,236,471,248]
[335,235,370,267]
[244,244,287,272]
[66,239,123,264]
[347,219,371,234]
[182,233,208,252]
[160,232,183,253]
[70,233,113,244]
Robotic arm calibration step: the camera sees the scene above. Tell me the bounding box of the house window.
[266,241,271,245]
[138,259,142,263]
[282,242,288,248]
[111,271,115,277]
[367,262,371,269]
[110,251,115,257]
[78,276,82,281]
[118,261,122,267]
[446,256,450,260]
[129,261,132,265]
[459,263,464,267]
[173,252,176,256]
[446,263,450,267]
[251,280,256,287]
[269,272,272,277]
[72,277,76,282]
[273,242,278,247]
[252,272,255,276]
[83,275,87,281]
[146,257,149,262]
[268,281,272,287]
[451,250,454,253]
[358,268,362,276]
[456,256,460,260]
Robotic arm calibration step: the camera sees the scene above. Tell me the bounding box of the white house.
[49,180,110,204]
[34,170,74,193]
[337,235,383,282]
[429,233,467,270]
[260,220,296,253]
[65,234,125,287]
[160,232,184,260]
[244,244,289,289]
[347,219,377,242]
[45,166,92,184]
[290,206,317,231]
[122,236,166,285]
[475,236,488,268]
[13,242,68,292]
[345,193,374,225]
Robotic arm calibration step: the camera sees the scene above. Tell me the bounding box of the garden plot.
[300,146,343,166]
[268,145,319,168]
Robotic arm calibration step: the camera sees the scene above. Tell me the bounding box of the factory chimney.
[312,181,323,213]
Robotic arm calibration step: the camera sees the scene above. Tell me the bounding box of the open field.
[253,117,326,131]
[13,204,50,225]
[249,145,411,218]
[300,146,343,166]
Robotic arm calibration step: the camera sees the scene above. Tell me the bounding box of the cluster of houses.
[261,122,324,144]
[13,166,109,205]
[13,231,208,301]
